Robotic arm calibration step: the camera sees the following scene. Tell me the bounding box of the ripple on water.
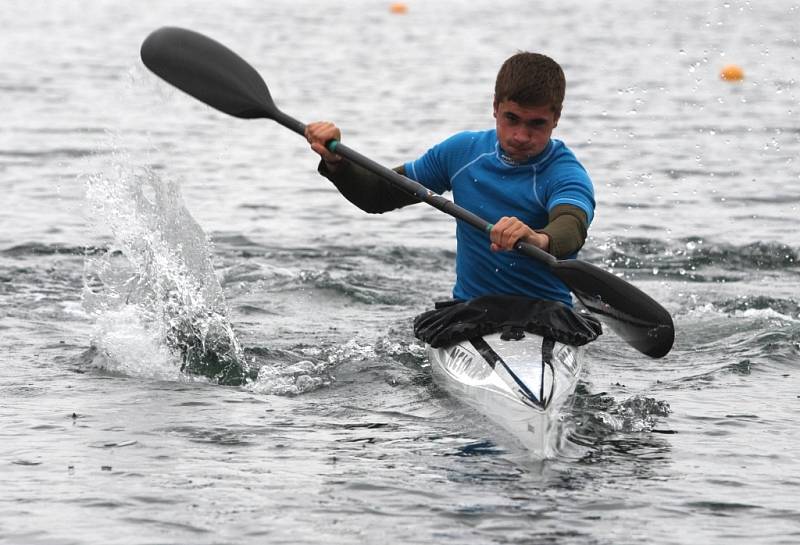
[4,2,800,543]
[584,237,800,283]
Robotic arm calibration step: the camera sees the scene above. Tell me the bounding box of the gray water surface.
[2,1,800,544]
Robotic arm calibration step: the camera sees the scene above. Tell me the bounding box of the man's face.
[493,100,559,162]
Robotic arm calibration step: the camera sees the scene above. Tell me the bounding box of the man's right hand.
[305,121,344,169]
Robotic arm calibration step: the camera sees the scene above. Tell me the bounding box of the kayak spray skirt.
[413,295,602,348]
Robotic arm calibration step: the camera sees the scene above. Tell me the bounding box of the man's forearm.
[539,205,589,257]
[318,161,419,213]
[320,161,589,257]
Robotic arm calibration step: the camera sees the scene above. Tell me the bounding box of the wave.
[0,147,102,160]
[717,295,800,318]
[8,237,796,281]
[584,237,799,281]
[216,242,454,306]
[212,235,455,271]
[244,334,428,396]
[657,297,800,388]
[1,243,109,257]
[220,264,428,306]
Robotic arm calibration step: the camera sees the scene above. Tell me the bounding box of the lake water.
[2,1,800,543]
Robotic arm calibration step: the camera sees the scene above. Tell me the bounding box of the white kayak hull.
[427,332,584,458]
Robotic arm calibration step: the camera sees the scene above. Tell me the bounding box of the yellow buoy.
[390,2,408,14]
[720,64,744,82]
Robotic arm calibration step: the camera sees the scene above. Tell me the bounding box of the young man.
[305,52,595,307]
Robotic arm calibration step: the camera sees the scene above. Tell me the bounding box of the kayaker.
[305,52,595,306]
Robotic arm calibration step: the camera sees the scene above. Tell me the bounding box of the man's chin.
[504,146,532,161]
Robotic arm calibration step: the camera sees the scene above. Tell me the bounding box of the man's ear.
[553,110,561,127]
[493,96,498,118]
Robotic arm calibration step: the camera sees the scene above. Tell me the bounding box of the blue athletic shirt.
[404,130,595,305]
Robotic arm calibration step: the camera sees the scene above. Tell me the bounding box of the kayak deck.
[428,332,583,457]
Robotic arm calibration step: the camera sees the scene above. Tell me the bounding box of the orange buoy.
[720,64,744,82]
[390,2,408,14]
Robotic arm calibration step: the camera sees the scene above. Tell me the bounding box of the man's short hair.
[494,52,566,114]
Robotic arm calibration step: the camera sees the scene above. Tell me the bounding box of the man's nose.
[513,127,532,142]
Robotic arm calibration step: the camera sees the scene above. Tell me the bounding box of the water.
[2,0,800,543]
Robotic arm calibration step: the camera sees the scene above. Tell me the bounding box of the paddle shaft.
[138,25,674,358]
[273,111,673,357]
[272,109,558,267]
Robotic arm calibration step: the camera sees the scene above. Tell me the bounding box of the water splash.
[82,152,250,384]
[603,395,672,432]
[570,389,672,449]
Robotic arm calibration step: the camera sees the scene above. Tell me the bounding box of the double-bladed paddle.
[140,26,675,358]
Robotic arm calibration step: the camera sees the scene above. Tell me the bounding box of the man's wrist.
[531,230,550,251]
[319,156,347,176]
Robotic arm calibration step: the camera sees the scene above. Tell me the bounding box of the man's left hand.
[490,216,550,252]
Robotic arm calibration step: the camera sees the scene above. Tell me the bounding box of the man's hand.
[490,216,550,252]
[305,121,344,170]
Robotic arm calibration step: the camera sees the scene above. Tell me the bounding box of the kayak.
[427,331,584,458]
[414,294,600,457]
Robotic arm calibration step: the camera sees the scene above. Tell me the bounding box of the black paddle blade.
[141,27,275,119]
[552,260,674,358]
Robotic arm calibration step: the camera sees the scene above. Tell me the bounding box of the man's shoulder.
[548,139,579,160]
[544,140,589,174]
